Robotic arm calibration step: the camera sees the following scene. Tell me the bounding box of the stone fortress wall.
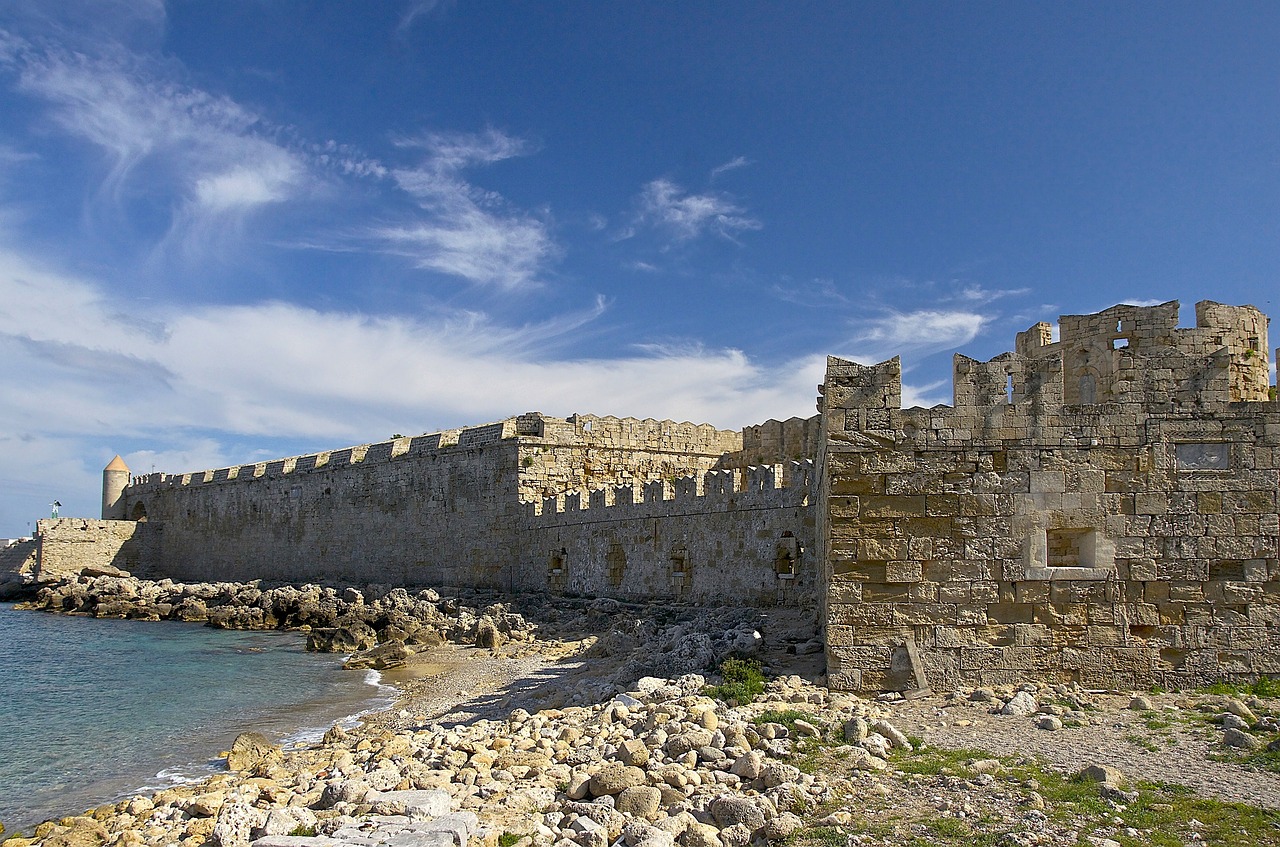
[819,300,1280,691]
[30,298,1280,691]
[96,412,817,606]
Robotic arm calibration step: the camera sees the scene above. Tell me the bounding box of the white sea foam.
[133,761,222,795]
[280,667,399,744]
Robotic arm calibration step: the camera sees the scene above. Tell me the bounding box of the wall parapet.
[126,418,522,492]
[528,460,815,523]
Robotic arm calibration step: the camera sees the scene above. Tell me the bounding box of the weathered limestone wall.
[34,519,152,580]
[1,539,36,570]
[515,414,744,502]
[737,417,822,468]
[122,423,523,587]
[113,413,819,601]
[821,299,1280,692]
[520,462,817,605]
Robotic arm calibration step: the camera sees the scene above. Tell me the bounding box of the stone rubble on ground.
[7,578,1280,847]
[13,664,1279,847]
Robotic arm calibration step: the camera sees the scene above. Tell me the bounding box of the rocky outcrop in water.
[14,573,779,689]
[17,575,537,666]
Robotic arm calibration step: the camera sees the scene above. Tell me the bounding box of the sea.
[0,603,396,835]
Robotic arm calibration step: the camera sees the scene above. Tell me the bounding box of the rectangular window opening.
[1047,528,1096,569]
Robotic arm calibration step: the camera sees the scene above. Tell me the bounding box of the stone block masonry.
[77,414,816,605]
[819,300,1279,691]
[34,519,155,580]
[33,297,1280,692]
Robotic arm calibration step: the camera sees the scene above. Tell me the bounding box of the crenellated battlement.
[527,459,815,521]
[819,301,1273,435]
[125,418,522,492]
[528,413,743,454]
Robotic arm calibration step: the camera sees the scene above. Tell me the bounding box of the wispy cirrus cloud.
[368,129,556,290]
[396,0,454,34]
[2,35,308,267]
[710,155,751,180]
[2,28,557,291]
[855,310,983,350]
[771,277,850,308]
[630,177,761,243]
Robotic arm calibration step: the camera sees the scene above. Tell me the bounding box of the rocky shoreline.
[11,570,800,685]
[4,573,1280,847]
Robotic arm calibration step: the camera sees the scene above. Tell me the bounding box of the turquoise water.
[0,604,394,835]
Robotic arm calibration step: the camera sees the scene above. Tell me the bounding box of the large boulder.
[344,640,411,670]
[306,622,378,652]
[709,795,765,831]
[589,762,646,797]
[475,617,504,649]
[226,731,280,772]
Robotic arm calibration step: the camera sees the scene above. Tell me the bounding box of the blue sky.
[1,1,1278,535]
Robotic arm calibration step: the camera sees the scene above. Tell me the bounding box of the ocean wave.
[132,760,222,795]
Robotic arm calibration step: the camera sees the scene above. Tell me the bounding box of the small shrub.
[498,833,522,847]
[288,825,317,838]
[705,658,766,704]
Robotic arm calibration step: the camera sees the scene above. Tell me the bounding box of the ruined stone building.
[33,300,1280,691]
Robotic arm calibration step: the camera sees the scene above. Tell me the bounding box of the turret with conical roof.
[102,455,130,520]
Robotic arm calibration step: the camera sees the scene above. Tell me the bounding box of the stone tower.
[102,455,130,520]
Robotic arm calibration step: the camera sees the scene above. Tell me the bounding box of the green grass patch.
[1121,782,1280,847]
[288,826,318,838]
[784,825,846,847]
[704,658,766,705]
[1242,743,1280,775]
[1125,733,1160,752]
[888,746,1280,846]
[921,816,971,837]
[498,833,522,847]
[1199,676,1280,699]
[891,745,977,777]
[755,708,810,731]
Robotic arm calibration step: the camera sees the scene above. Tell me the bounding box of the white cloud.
[633,178,761,243]
[3,37,310,264]
[901,379,951,409]
[370,130,555,289]
[397,0,453,34]
[194,162,297,213]
[710,156,751,180]
[955,284,1031,303]
[0,144,38,166]
[850,309,986,359]
[374,210,551,291]
[0,246,825,531]
[771,277,849,307]
[1111,298,1168,308]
